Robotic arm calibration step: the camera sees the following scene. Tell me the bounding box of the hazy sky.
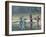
[12,6,41,16]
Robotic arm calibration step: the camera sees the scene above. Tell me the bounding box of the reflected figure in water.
[30,14,32,30]
[19,16,25,30]
[37,16,40,29]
